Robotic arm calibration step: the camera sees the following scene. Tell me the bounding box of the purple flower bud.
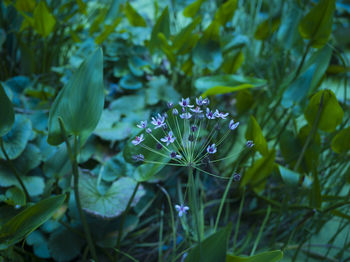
[191,125,197,132]
[206,108,215,119]
[214,109,229,119]
[229,120,239,130]
[146,128,152,134]
[132,154,144,162]
[196,96,205,106]
[172,108,179,115]
[190,106,203,114]
[179,98,194,108]
[136,120,147,129]
[180,112,192,119]
[207,144,217,154]
[170,151,182,159]
[246,140,254,148]
[233,173,241,182]
[156,143,163,150]
[203,97,210,106]
[167,102,174,108]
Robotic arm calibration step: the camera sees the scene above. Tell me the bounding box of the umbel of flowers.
[130,97,254,179]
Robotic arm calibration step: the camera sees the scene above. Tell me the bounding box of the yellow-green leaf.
[149,7,170,54]
[254,15,281,40]
[304,89,344,133]
[33,1,56,37]
[245,116,268,156]
[331,126,350,154]
[214,0,237,26]
[124,2,147,27]
[298,0,335,48]
[222,50,244,74]
[95,17,122,44]
[14,0,35,12]
[226,250,283,262]
[183,0,205,18]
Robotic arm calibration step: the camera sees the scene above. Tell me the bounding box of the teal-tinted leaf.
[95,17,122,45]
[48,226,85,262]
[331,126,350,154]
[48,48,104,145]
[128,56,147,77]
[222,50,244,74]
[43,144,70,178]
[0,85,14,137]
[278,165,300,186]
[185,224,231,262]
[146,75,180,105]
[193,39,223,71]
[245,116,268,156]
[124,2,147,27]
[214,0,237,26]
[304,89,344,132]
[254,15,281,40]
[0,115,32,160]
[172,17,201,53]
[183,0,205,18]
[5,187,26,207]
[149,7,170,54]
[298,0,335,48]
[109,95,145,114]
[240,150,275,193]
[33,1,56,37]
[226,250,283,261]
[26,231,50,259]
[195,75,266,96]
[79,174,145,218]
[119,74,142,90]
[13,143,41,174]
[0,194,65,250]
[94,121,134,141]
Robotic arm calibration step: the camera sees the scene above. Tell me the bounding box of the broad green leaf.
[297,125,320,172]
[0,115,32,160]
[278,165,300,186]
[13,143,42,174]
[183,0,205,18]
[0,194,65,250]
[240,150,275,193]
[226,250,283,261]
[185,224,232,262]
[214,0,237,26]
[149,7,170,54]
[222,50,244,74]
[14,0,36,12]
[304,89,344,133]
[33,1,56,38]
[5,187,26,207]
[254,15,281,40]
[298,0,335,48]
[157,32,176,65]
[195,75,266,96]
[95,17,122,44]
[124,2,146,27]
[331,126,350,154]
[79,174,145,218]
[0,85,14,137]
[236,90,254,114]
[26,231,50,259]
[172,17,201,53]
[48,48,104,145]
[245,116,268,156]
[119,74,142,90]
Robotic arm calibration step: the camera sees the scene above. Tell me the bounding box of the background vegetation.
[0,0,349,261]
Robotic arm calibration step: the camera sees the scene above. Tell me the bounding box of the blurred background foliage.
[0,0,350,261]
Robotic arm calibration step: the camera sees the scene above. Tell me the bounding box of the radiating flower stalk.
[130,97,254,246]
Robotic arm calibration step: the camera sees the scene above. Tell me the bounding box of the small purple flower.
[175,204,189,217]
[179,98,194,108]
[160,131,176,146]
[196,96,205,106]
[229,120,240,130]
[151,114,166,129]
[167,102,174,108]
[132,154,144,162]
[214,109,229,119]
[180,112,192,119]
[246,140,254,148]
[132,134,145,146]
[207,144,217,154]
[146,128,152,134]
[233,173,241,181]
[206,108,216,119]
[136,120,147,129]
[190,106,203,114]
[170,151,182,159]
[172,108,179,115]
[163,112,168,119]
[191,125,197,132]
[203,97,210,106]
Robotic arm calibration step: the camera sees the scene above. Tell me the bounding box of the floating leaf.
[0,194,65,250]
[245,116,268,156]
[185,224,231,262]
[226,250,283,261]
[304,89,343,132]
[0,85,14,137]
[0,115,32,160]
[79,174,145,218]
[298,0,335,48]
[48,48,104,145]
[331,126,350,154]
[33,1,56,37]
[124,2,146,27]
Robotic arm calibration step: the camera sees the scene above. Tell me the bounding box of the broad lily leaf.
[183,0,205,18]
[331,126,350,154]
[149,7,170,54]
[124,2,146,27]
[0,85,14,137]
[33,1,56,38]
[48,48,104,145]
[0,194,65,250]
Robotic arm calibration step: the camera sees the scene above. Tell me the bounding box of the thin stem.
[0,137,31,202]
[194,166,231,180]
[250,205,271,256]
[233,187,245,253]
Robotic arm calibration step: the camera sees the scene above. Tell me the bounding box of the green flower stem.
[57,119,98,262]
[233,187,245,253]
[115,182,140,261]
[250,205,271,256]
[0,137,31,202]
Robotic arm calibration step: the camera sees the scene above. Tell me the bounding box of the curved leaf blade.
[0,85,14,137]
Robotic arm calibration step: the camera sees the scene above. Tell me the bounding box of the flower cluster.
[130,97,254,179]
